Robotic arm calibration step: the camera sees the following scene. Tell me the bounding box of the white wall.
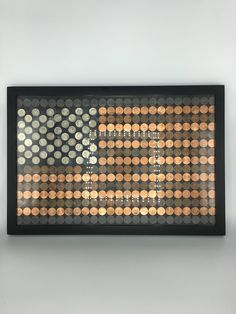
[0,0,235,313]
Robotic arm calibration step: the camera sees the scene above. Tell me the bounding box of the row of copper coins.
[98,138,215,149]
[17,206,216,217]
[98,122,215,132]
[98,156,215,166]
[17,189,215,200]
[98,105,215,115]
[18,172,215,183]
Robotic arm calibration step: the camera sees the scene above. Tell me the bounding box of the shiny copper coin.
[115,207,123,215]
[157,106,165,114]
[140,106,149,115]
[209,207,216,215]
[132,106,140,115]
[116,107,123,115]
[99,107,106,115]
[98,124,106,132]
[22,207,31,216]
[48,208,56,216]
[157,207,165,215]
[115,124,123,132]
[149,207,157,215]
[149,106,156,114]
[124,107,132,115]
[81,207,89,215]
[132,207,139,215]
[107,207,115,215]
[166,207,174,215]
[32,191,40,199]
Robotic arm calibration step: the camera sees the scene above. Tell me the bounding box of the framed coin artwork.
[7,86,225,235]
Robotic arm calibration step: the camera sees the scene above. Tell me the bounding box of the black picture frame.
[7,85,225,235]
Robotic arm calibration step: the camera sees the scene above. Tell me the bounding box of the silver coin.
[68,138,76,146]
[76,156,84,164]
[24,115,32,123]
[75,108,83,115]
[46,144,54,153]
[68,114,76,122]
[89,120,97,128]
[39,138,47,146]
[68,126,76,134]
[61,120,69,128]
[68,150,76,159]
[24,150,32,159]
[39,126,47,134]
[47,157,55,165]
[54,114,62,122]
[31,145,40,153]
[62,145,69,153]
[82,113,90,122]
[39,115,47,123]
[32,156,40,164]
[90,156,97,164]
[65,99,73,107]
[82,126,90,134]
[74,99,81,106]
[32,132,40,141]
[82,150,90,158]
[32,99,39,107]
[47,120,55,128]
[82,138,90,146]
[75,120,83,128]
[61,157,69,165]
[24,98,32,106]
[32,108,40,116]
[57,99,64,107]
[17,109,25,117]
[18,121,25,129]
[54,151,62,159]
[54,126,62,135]
[89,108,97,116]
[18,145,25,153]
[32,120,40,129]
[61,133,69,141]
[75,132,82,140]
[61,108,69,116]
[46,132,55,141]
[75,143,83,151]
[40,99,48,107]
[40,151,47,159]
[18,157,25,165]
[18,133,26,141]
[24,139,32,147]
[46,108,55,116]
[54,139,62,147]
[90,144,97,152]
[48,99,56,107]
[25,127,32,135]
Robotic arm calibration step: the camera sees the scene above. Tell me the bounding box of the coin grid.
[17,96,216,225]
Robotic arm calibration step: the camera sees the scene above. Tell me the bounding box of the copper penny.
[116,107,123,115]
[98,124,106,132]
[157,207,165,215]
[140,106,149,115]
[99,107,106,115]
[149,106,156,115]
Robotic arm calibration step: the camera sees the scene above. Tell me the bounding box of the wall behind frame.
[0,0,235,314]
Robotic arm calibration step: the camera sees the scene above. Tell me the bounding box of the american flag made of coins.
[16,95,216,226]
